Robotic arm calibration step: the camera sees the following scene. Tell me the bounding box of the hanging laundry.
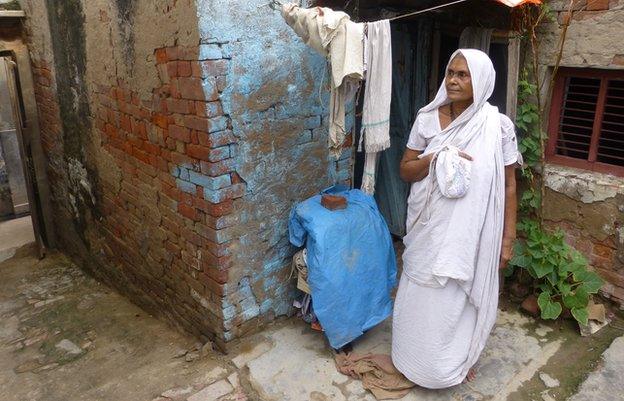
[360,20,392,195]
[289,185,396,349]
[281,3,364,158]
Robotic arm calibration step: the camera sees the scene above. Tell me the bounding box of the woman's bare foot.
[463,368,477,383]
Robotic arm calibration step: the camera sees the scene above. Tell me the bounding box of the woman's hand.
[500,237,514,270]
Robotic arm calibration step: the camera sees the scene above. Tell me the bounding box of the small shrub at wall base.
[507,219,604,326]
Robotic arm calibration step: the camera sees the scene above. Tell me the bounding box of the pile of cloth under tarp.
[288,185,397,349]
[281,3,392,194]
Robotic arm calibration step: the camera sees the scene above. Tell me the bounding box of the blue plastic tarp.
[288,186,397,349]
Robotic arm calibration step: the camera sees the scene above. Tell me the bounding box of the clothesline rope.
[388,0,471,20]
[261,0,473,20]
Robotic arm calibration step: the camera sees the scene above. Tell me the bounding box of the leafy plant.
[515,71,542,172]
[509,219,603,325]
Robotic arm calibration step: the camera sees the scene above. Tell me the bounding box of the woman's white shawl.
[403,49,505,379]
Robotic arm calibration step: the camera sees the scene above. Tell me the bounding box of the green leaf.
[563,286,589,309]
[582,272,603,294]
[558,282,572,296]
[538,282,552,293]
[533,261,552,278]
[574,271,604,293]
[571,307,589,326]
[538,291,562,320]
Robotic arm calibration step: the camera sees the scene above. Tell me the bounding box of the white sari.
[392,49,520,388]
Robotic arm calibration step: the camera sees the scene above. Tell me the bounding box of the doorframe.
[0,39,56,255]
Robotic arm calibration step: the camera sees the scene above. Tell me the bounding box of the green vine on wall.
[507,2,603,326]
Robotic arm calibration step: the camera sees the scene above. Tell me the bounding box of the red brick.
[612,55,624,66]
[120,114,132,132]
[593,243,615,259]
[178,203,200,221]
[231,172,244,184]
[132,148,151,165]
[208,200,233,217]
[177,77,205,101]
[143,142,160,155]
[586,0,609,10]
[191,61,202,77]
[186,144,211,161]
[167,99,192,114]
[181,226,203,246]
[199,274,226,297]
[166,61,178,78]
[190,130,199,145]
[200,158,237,176]
[198,130,236,147]
[155,48,168,64]
[165,137,177,150]
[153,114,168,129]
[169,125,191,143]
[178,61,192,77]
[132,120,147,138]
[195,101,223,118]
[170,151,193,166]
[204,267,229,285]
[184,115,211,132]
[165,46,179,61]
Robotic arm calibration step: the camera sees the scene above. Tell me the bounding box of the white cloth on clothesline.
[360,19,392,195]
[281,3,364,158]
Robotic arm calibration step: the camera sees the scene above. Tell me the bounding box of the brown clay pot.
[521,294,540,317]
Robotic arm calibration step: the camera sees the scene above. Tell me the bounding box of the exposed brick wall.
[31,59,63,161]
[88,45,247,346]
[28,43,243,346]
[24,0,353,346]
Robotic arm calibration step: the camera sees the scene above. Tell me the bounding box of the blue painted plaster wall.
[196,0,353,339]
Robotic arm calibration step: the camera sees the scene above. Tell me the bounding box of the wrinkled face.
[445,55,474,102]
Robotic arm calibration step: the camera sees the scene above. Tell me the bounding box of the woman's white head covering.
[419,49,497,138]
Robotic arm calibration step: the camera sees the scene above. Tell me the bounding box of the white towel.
[281,3,364,158]
[360,20,392,195]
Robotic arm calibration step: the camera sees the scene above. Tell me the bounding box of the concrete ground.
[1,244,623,401]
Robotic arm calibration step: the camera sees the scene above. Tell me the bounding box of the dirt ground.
[0,244,250,401]
[1,241,623,401]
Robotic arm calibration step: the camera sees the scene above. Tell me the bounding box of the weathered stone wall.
[20,0,351,344]
[543,166,624,305]
[536,0,624,305]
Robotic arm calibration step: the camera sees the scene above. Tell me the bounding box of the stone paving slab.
[236,310,561,401]
[568,336,624,401]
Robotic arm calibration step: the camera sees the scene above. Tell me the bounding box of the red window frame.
[547,67,624,177]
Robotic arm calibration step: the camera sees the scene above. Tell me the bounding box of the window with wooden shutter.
[547,68,624,177]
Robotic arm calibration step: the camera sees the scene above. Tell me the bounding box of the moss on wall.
[114,0,136,73]
[45,0,89,162]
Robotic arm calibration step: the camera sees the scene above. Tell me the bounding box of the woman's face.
[445,55,473,102]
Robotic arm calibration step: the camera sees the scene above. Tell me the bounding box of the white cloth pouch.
[434,146,471,199]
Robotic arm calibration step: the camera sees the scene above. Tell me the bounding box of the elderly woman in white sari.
[392,49,521,388]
